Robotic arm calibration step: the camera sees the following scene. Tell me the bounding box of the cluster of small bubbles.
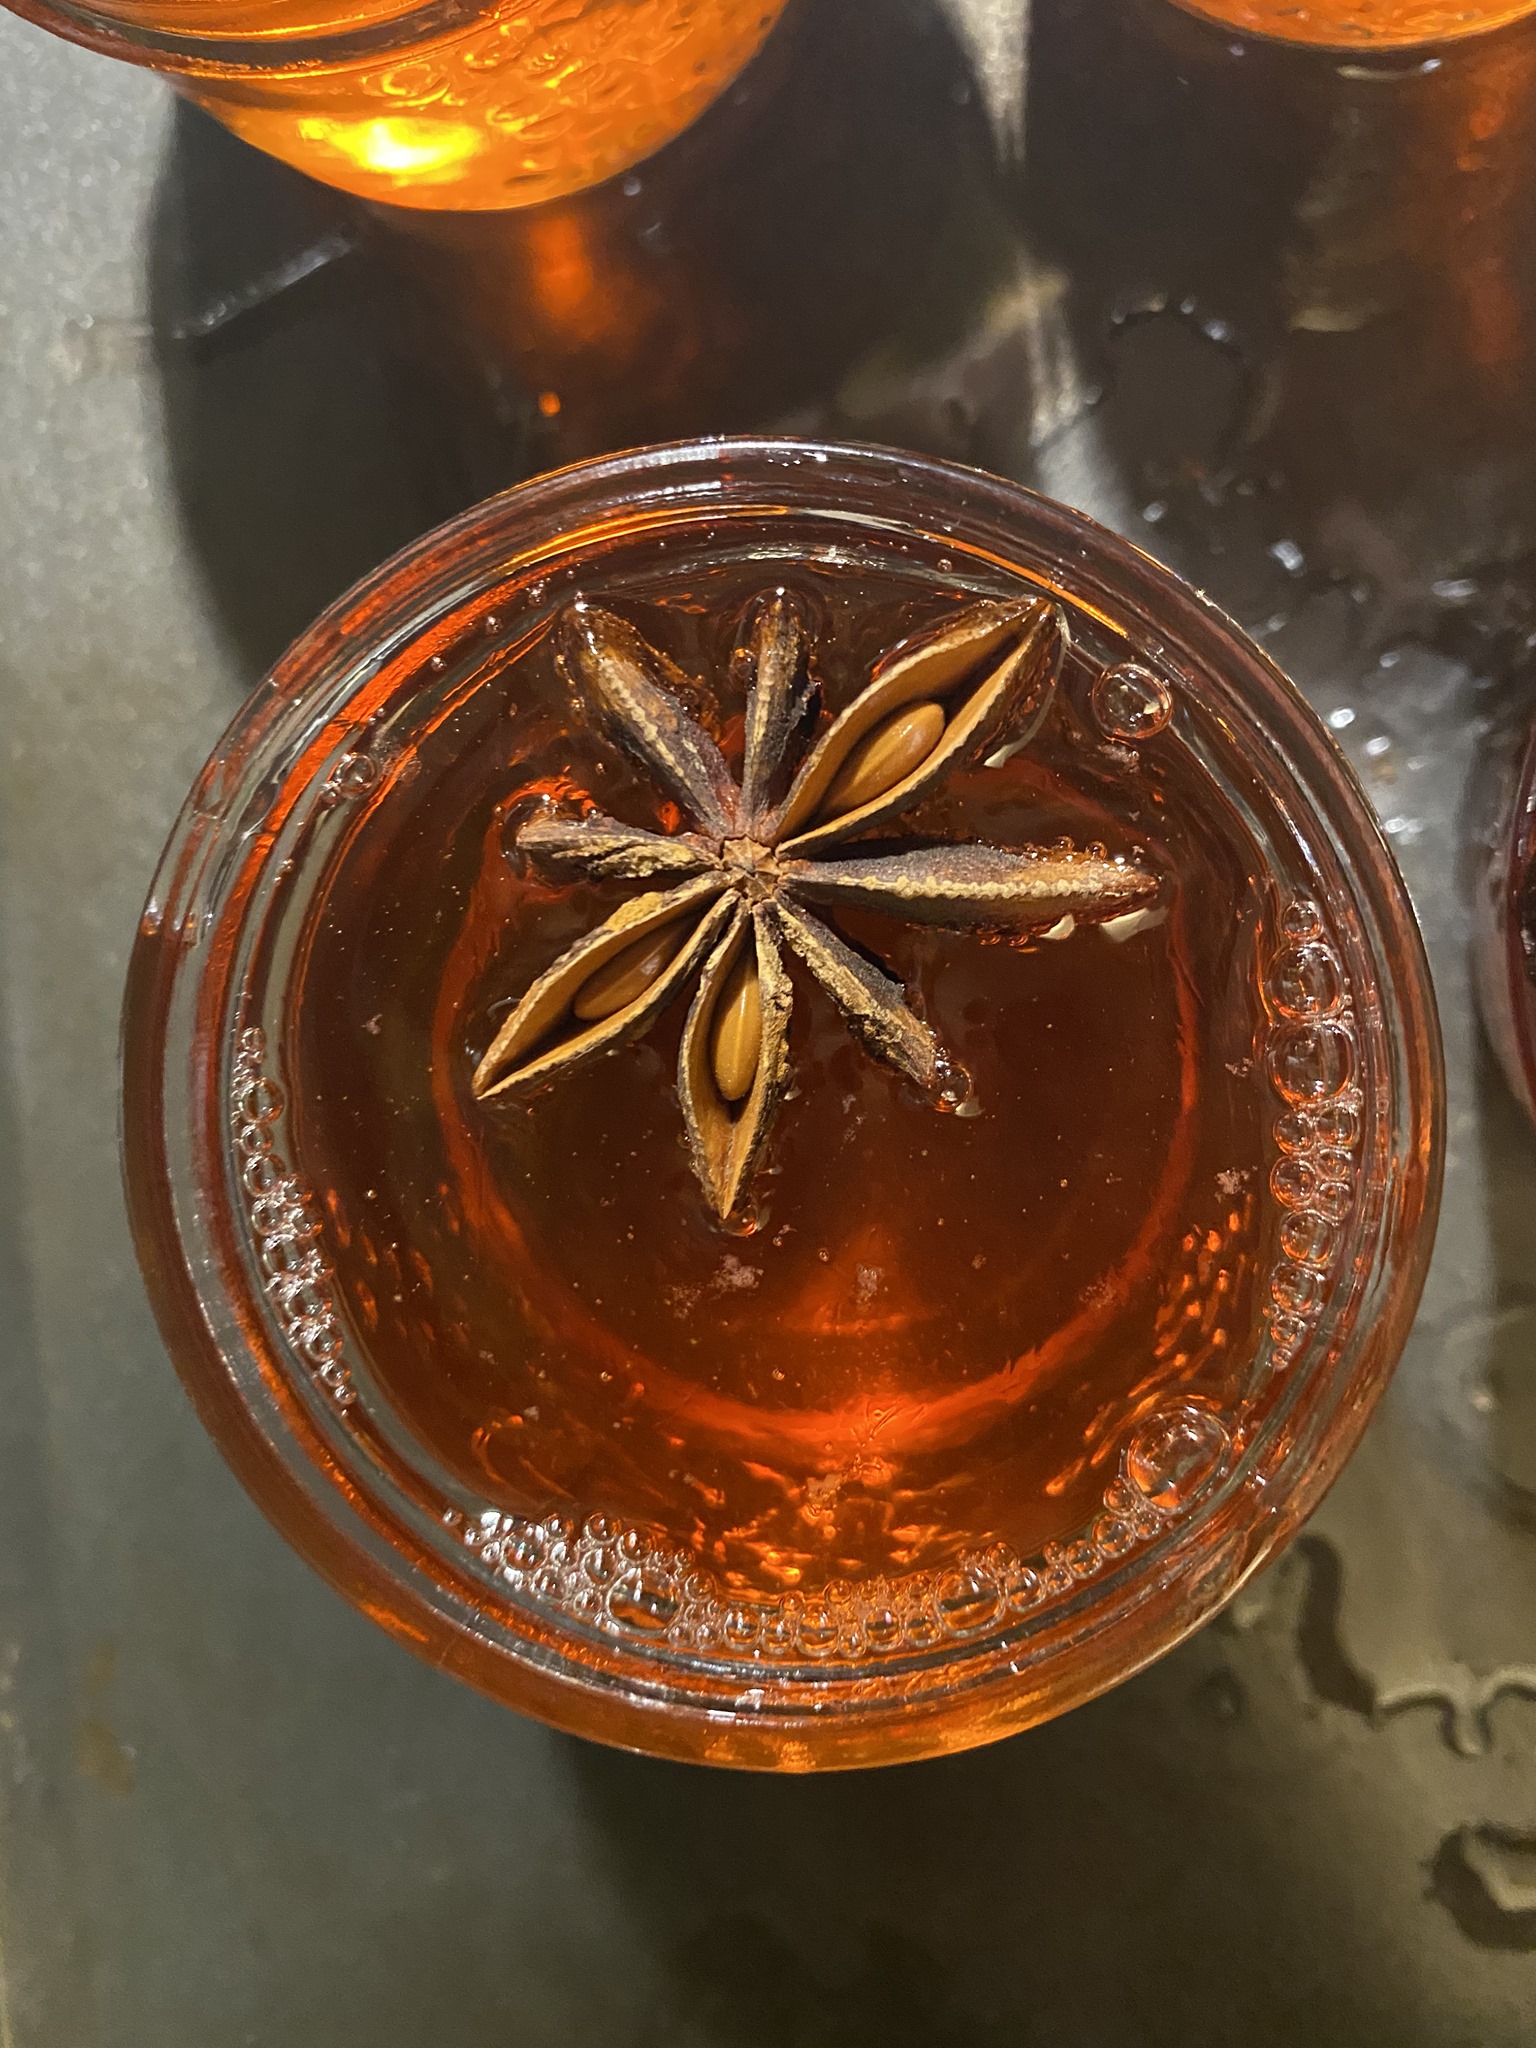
[1260,902,1360,1369]
[432,1429,1223,1673]
[231,1029,354,1407]
[1090,661,1175,744]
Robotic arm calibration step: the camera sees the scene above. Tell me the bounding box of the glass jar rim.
[121,436,1445,1767]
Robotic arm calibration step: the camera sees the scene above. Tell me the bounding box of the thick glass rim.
[121,437,1444,1768]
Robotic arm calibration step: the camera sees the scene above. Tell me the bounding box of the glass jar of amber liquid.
[122,440,1442,1768]
[2,0,785,207]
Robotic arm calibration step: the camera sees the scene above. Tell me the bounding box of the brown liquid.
[292,560,1271,1597]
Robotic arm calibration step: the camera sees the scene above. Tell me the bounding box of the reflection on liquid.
[294,113,489,183]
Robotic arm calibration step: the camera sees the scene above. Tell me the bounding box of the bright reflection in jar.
[295,114,485,179]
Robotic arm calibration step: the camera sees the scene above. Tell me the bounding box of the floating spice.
[471,592,1159,1218]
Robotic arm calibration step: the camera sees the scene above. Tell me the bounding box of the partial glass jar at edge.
[0,0,788,207]
[121,440,1443,1768]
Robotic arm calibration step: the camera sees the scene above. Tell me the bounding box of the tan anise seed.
[710,950,763,1104]
[817,700,946,821]
[572,918,690,1022]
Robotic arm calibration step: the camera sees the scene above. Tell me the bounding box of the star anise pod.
[471,591,1158,1220]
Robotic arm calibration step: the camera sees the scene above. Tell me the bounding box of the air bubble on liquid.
[1268,1311,1308,1358]
[1311,1102,1360,1149]
[1281,1211,1340,1269]
[1272,1265,1327,1316]
[798,1607,837,1656]
[239,1076,284,1124]
[1268,1020,1354,1102]
[607,1572,678,1634]
[723,1605,760,1648]
[719,1199,763,1240]
[1091,662,1174,743]
[862,1608,902,1649]
[1002,1566,1041,1611]
[325,751,379,801]
[1270,943,1343,1019]
[935,1571,1002,1635]
[934,1049,977,1116]
[1125,1403,1230,1512]
[1274,1109,1317,1154]
[1278,897,1324,942]
[1270,1156,1316,1209]
[1092,1514,1136,1559]
[243,1155,283,1197]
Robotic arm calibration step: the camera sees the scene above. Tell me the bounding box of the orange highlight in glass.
[4,0,787,208]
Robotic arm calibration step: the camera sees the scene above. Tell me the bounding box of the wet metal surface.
[1,0,1535,2038]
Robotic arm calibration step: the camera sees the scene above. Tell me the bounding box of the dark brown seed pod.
[473,876,731,1100]
[736,590,817,836]
[517,811,715,885]
[769,896,947,1096]
[557,604,740,841]
[780,843,1159,929]
[469,589,1158,1224]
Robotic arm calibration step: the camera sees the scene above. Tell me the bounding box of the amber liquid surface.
[1170,0,1533,46]
[110,0,784,208]
[291,555,1277,1600]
